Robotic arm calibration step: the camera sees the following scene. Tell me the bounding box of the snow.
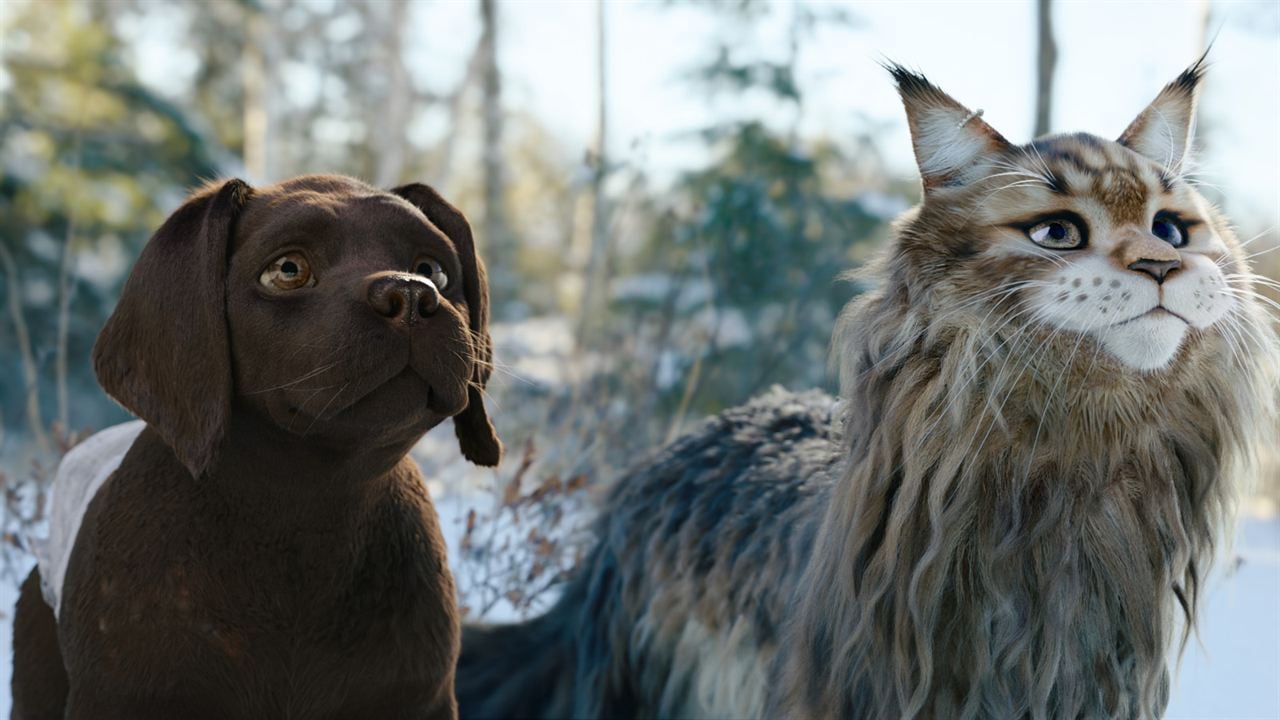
[0,507,1274,717]
[1165,516,1280,719]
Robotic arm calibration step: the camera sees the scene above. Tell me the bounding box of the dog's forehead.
[234,178,448,253]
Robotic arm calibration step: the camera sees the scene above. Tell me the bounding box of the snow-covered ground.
[1166,515,1280,719]
[0,506,1275,718]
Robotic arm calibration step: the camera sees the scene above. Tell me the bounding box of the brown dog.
[10,175,501,720]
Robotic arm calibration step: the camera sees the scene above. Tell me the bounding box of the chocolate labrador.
[10,175,501,720]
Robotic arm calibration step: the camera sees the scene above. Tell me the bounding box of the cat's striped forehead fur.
[883,58,1247,372]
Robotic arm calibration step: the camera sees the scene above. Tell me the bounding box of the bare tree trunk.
[1194,0,1212,58]
[53,159,79,430]
[54,129,83,433]
[54,237,76,434]
[0,242,48,454]
[432,44,486,191]
[243,0,280,182]
[1033,0,1057,138]
[479,0,512,313]
[1192,0,1212,152]
[371,0,410,187]
[574,0,610,350]
[243,41,266,179]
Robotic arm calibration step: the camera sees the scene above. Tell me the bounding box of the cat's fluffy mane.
[774,66,1279,718]
[454,61,1279,720]
[776,213,1275,719]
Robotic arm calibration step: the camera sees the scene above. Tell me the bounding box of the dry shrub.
[0,423,92,587]
[456,438,592,619]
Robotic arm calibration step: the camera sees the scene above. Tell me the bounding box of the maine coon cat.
[457,59,1278,719]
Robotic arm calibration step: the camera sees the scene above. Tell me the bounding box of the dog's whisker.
[466,378,502,411]
[302,382,350,437]
[286,386,329,434]
[244,362,342,394]
[446,346,534,386]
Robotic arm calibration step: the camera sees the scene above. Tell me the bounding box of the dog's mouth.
[264,325,475,433]
[281,362,468,430]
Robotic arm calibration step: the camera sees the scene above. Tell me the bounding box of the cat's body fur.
[458,61,1278,719]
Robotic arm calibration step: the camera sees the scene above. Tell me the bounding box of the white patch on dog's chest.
[33,420,143,617]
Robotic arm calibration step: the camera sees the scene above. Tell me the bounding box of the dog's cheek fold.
[392,183,502,466]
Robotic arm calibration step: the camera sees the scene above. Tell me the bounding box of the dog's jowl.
[11,175,501,720]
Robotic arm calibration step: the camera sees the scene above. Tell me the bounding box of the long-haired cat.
[457,60,1279,719]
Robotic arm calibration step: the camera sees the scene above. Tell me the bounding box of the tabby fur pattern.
[458,59,1279,720]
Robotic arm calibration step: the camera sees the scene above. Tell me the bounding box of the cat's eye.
[412,256,449,291]
[1026,218,1085,250]
[1152,214,1186,248]
[259,253,316,290]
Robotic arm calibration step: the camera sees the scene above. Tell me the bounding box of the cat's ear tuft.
[884,62,1011,190]
[1117,55,1206,171]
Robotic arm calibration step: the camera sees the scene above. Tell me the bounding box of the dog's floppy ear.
[392,183,503,467]
[93,179,251,479]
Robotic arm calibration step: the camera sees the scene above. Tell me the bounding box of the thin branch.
[0,241,48,454]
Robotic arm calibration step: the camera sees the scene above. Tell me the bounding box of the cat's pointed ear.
[885,62,1011,190]
[1118,56,1205,171]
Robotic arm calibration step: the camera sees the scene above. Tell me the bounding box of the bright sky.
[417,0,1279,231]
[76,0,1280,232]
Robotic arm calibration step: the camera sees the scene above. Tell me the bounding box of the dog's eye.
[413,257,449,291]
[260,253,316,290]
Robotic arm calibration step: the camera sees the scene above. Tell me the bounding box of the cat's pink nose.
[1127,257,1181,284]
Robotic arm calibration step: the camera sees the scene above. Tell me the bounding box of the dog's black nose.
[367,274,441,324]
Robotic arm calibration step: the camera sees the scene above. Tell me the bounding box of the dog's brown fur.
[457,62,1278,719]
[11,175,500,720]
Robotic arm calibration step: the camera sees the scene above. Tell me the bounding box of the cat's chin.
[1098,311,1189,371]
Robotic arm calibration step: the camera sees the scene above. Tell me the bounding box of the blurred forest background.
[0,0,1277,619]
